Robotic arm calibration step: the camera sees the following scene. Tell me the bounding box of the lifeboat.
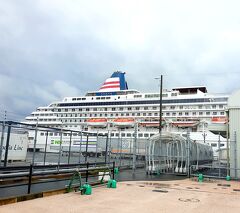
[211,117,227,124]
[139,119,165,127]
[113,118,135,127]
[171,119,199,127]
[86,118,107,127]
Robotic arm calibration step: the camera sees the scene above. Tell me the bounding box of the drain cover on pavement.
[178,198,200,202]
[152,189,168,193]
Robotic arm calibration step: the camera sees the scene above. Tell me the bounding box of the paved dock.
[1,179,240,213]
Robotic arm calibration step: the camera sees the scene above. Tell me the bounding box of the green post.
[198,174,204,182]
[114,167,119,174]
[226,175,231,181]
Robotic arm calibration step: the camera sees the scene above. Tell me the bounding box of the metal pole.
[4,122,11,167]
[86,162,89,183]
[234,131,237,178]
[108,131,112,164]
[94,132,99,164]
[67,131,72,164]
[159,75,163,133]
[85,134,89,163]
[187,129,190,177]
[32,118,39,165]
[79,132,82,164]
[57,129,63,167]
[218,133,221,178]
[0,124,5,166]
[116,130,120,167]
[119,133,122,167]
[226,115,230,176]
[105,133,109,164]
[43,131,48,165]
[0,111,6,166]
[27,164,33,194]
[155,76,163,133]
[132,123,137,173]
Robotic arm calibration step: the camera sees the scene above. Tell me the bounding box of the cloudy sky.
[0,0,240,120]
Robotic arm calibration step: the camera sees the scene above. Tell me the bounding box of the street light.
[154,75,163,133]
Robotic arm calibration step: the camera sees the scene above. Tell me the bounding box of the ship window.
[148,113,152,116]
[58,109,61,112]
[137,113,140,116]
[219,105,224,109]
[40,132,44,136]
[112,108,116,111]
[212,112,217,115]
[96,97,101,100]
[121,133,125,137]
[136,107,140,110]
[79,109,82,111]
[206,112,210,115]
[185,112,189,116]
[199,112,203,115]
[49,133,53,136]
[212,105,216,109]
[127,133,131,137]
[211,143,217,147]
[115,133,119,137]
[106,97,110,99]
[111,133,114,137]
[121,113,124,116]
[127,107,132,110]
[192,112,196,115]
[144,107,148,110]
[220,112,225,115]
[82,98,86,100]
[65,109,68,112]
[220,143,224,147]
[143,113,146,116]
[170,106,175,109]
[72,98,76,101]
[138,133,143,137]
[152,107,157,110]
[101,97,105,99]
[144,133,149,137]
[126,113,129,116]
[166,113,170,116]
[173,112,176,116]
[150,133,155,137]
[132,113,135,116]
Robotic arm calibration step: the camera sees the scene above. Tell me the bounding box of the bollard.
[81,184,92,195]
[107,179,117,188]
[198,174,204,182]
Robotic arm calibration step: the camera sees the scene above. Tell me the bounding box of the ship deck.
[1,179,240,213]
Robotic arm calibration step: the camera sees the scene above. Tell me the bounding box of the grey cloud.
[1,0,240,119]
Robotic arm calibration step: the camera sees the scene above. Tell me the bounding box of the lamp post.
[155,75,163,133]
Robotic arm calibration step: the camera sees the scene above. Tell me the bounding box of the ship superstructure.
[24,71,228,151]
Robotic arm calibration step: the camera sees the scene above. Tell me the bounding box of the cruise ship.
[24,71,228,152]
